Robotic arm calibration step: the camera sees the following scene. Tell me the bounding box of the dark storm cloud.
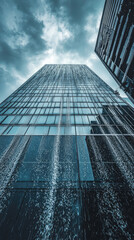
[0,0,110,102]
[12,0,46,54]
[0,0,47,73]
[46,0,103,24]
[0,0,104,69]
[0,40,27,72]
[0,67,18,103]
[46,0,104,57]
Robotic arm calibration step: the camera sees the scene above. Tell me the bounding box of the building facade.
[95,0,134,103]
[0,64,134,239]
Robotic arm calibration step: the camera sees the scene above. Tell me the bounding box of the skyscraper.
[95,0,134,103]
[0,64,134,239]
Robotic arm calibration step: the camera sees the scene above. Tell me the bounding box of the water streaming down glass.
[87,135,132,239]
[98,115,134,193]
[0,65,133,240]
[36,66,64,239]
[0,136,30,212]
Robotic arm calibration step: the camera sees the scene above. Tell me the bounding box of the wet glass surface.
[0,135,133,240]
[0,65,134,239]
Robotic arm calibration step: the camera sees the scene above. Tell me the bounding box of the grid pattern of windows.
[95,0,134,103]
[0,64,134,135]
[0,64,134,240]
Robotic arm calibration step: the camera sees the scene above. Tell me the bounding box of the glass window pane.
[2,116,15,124]
[61,115,66,124]
[82,108,91,114]
[26,126,49,135]
[76,126,91,135]
[46,116,55,124]
[0,126,7,134]
[4,108,14,114]
[77,136,94,181]
[71,115,75,124]
[21,109,28,114]
[40,109,45,114]
[82,115,89,124]
[53,108,60,114]
[36,116,47,124]
[12,115,22,124]
[64,126,75,135]
[88,115,97,124]
[30,116,38,124]
[49,126,58,135]
[45,108,50,114]
[19,116,32,124]
[0,115,6,123]
[35,108,41,114]
[74,108,78,114]
[8,126,28,135]
[38,103,44,107]
[75,116,83,124]
[55,116,60,124]
[30,108,36,114]
[49,126,64,135]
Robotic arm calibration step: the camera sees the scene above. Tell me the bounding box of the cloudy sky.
[0,0,126,102]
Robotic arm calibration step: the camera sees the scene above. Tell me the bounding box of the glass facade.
[0,64,134,136]
[0,64,134,239]
[95,0,134,103]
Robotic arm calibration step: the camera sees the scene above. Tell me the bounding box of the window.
[2,116,15,124]
[12,116,22,124]
[36,116,47,124]
[76,126,91,135]
[26,126,49,135]
[8,126,28,135]
[75,116,83,124]
[0,115,6,123]
[0,126,7,134]
[30,116,38,124]
[4,108,14,114]
[82,115,89,124]
[46,116,55,124]
[19,116,32,124]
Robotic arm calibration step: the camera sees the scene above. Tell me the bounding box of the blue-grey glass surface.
[0,65,134,240]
